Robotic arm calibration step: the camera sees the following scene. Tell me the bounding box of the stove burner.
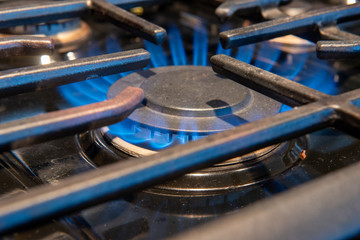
[104,66,281,151]
[92,66,307,195]
[59,13,332,198]
[0,18,90,53]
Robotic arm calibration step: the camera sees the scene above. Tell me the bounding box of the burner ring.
[86,129,307,195]
[102,127,278,160]
[146,137,306,195]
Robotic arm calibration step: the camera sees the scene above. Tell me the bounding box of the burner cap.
[107,66,281,135]
[140,67,250,118]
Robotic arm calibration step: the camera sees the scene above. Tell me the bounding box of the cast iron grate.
[218,1,360,50]
[216,0,290,20]
[0,1,359,239]
[317,40,360,59]
[218,0,360,59]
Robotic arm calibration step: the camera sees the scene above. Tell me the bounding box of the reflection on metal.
[269,35,315,54]
[130,7,144,15]
[40,55,51,65]
[0,36,54,57]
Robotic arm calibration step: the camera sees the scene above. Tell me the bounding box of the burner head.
[105,66,281,152]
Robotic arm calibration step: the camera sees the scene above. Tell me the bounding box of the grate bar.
[0,49,150,98]
[319,25,360,41]
[215,0,289,20]
[316,40,360,59]
[0,36,54,57]
[211,54,329,107]
[210,55,360,138]
[0,87,144,152]
[219,2,360,48]
[334,103,360,137]
[91,0,167,44]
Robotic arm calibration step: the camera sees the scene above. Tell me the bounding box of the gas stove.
[0,0,360,239]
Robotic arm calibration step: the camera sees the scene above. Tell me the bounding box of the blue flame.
[235,44,255,63]
[168,25,187,65]
[277,53,338,112]
[216,24,232,56]
[59,24,337,151]
[144,40,168,67]
[58,35,128,106]
[254,43,281,71]
[272,53,308,80]
[149,131,174,149]
[217,42,232,56]
[193,25,208,66]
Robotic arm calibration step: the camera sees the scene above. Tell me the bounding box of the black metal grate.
[0,0,360,239]
[2,54,360,236]
[317,40,360,59]
[218,2,360,50]
[215,0,290,21]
